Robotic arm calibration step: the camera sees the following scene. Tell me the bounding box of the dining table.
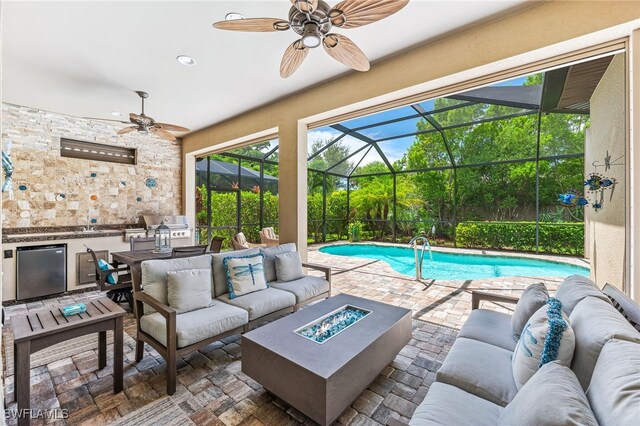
[111,249,172,285]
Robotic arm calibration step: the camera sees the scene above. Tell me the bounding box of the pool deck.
[308,242,589,329]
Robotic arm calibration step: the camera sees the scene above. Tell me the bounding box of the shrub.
[456,221,584,256]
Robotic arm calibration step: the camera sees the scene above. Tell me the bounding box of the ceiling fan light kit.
[213,0,409,78]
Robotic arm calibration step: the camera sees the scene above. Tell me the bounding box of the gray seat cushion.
[140,301,248,348]
[458,309,517,351]
[217,287,295,321]
[586,339,640,426]
[499,361,598,426]
[211,248,260,297]
[569,296,640,389]
[511,282,548,337]
[140,255,213,314]
[269,276,330,304]
[409,382,502,426]
[260,243,297,282]
[436,337,517,407]
[555,274,611,316]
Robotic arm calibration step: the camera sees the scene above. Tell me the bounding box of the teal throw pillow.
[97,258,118,284]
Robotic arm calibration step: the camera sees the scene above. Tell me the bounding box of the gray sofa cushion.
[260,243,297,282]
[275,251,305,282]
[140,301,248,348]
[499,361,598,426]
[166,268,213,313]
[141,255,213,314]
[409,382,502,426]
[511,282,548,337]
[586,339,640,426]
[269,275,330,304]
[555,274,611,315]
[436,337,518,407]
[569,296,640,389]
[211,248,260,297]
[458,309,517,351]
[217,287,295,321]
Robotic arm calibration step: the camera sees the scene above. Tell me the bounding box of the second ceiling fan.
[212,0,409,78]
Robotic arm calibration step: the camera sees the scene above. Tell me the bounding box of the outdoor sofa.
[130,243,331,395]
[390,275,640,426]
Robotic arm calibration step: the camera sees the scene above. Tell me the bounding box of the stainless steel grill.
[142,215,192,244]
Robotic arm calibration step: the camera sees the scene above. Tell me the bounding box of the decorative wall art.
[145,177,157,189]
[2,149,14,194]
[558,151,622,212]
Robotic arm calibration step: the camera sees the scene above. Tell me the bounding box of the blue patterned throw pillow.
[97,258,118,284]
[223,253,268,299]
[512,297,575,390]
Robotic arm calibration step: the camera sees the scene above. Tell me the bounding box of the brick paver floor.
[2,244,582,426]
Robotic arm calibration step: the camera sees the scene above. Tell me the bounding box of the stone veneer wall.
[1,103,182,227]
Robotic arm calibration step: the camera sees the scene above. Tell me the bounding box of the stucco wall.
[586,54,626,289]
[1,103,182,228]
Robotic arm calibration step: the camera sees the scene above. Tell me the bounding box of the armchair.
[232,232,266,250]
[259,227,279,246]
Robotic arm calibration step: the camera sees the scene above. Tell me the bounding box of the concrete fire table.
[242,294,412,425]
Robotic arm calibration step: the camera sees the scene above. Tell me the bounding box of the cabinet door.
[76,250,108,285]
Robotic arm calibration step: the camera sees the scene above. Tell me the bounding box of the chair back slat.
[171,245,207,258]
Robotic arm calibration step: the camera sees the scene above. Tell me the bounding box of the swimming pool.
[319,244,589,280]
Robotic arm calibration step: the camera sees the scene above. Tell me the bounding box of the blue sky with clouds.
[306,73,535,167]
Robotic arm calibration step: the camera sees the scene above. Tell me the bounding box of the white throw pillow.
[166,268,213,313]
[223,253,268,298]
[512,298,575,390]
[275,251,305,282]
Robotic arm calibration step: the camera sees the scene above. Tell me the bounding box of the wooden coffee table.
[11,297,126,425]
[242,294,412,426]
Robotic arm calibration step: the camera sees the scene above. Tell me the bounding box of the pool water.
[319,244,589,280]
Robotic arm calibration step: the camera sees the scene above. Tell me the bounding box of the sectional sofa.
[391,275,640,425]
[130,243,331,395]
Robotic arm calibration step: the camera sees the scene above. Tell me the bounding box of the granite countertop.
[2,225,139,243]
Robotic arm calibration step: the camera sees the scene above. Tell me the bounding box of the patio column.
[278,121,308,259]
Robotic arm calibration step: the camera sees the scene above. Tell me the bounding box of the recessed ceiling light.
[225,12,245,21]
[177,55,197,67]
[111,111,123,117]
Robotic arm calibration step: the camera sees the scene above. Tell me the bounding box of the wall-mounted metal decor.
[60,138,137,165]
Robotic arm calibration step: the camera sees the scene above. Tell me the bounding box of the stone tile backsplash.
[1,103,182,227]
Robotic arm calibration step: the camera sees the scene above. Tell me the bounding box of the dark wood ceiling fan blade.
[212,18,290,32]
[280,40,309,78]
[155,123,190,132]
[322,33,370,72]
[117,126,138,135]
[329,0,408,29]
[290,0,318,13]
[150,127,177,141]
[130,112,143,121]
[82,117,131,124]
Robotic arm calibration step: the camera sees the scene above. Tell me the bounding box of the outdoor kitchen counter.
[1,230,133,302]
[2,230,125,243]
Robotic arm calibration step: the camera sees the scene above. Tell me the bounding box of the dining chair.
[171,245,207,258]
[129,236,156,251]
[209,236,225,253]
[86,246,133,309]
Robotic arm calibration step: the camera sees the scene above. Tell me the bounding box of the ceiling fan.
[86,91,190,141]
[212,0,409,78]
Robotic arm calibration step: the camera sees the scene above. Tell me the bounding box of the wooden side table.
[11,297,126,425]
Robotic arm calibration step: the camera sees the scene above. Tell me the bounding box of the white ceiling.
[1,0,528,133]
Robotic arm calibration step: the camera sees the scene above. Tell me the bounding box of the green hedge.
[456,221,584,256]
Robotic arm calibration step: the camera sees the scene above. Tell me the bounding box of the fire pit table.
[242,294,412,426]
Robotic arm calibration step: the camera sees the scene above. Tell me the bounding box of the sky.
[305,73,535,169]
